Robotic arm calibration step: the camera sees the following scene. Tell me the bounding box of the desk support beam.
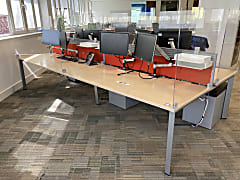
[165,111,175,176]
[18,59,27,90]
[94,86,100,105]
[222,76,234,119]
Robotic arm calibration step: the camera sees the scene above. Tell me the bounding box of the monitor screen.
[83,29,90,39]
[60,31,67,49]
[134,33,157,63]
[42,30,60,46]
[100,32,129,56]
[115,27,128,33]
[157,30,192,49]
[83,29,101,40]
[75,28,84,39]
[90,30,102,40]
[152,23,159,33]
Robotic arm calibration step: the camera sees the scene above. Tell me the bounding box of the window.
[56,0,60,16]
[161,1,179,11]
[24,0,35,29]
[74,0,79,13]
[61,0,70,24]
[10,0,25,31]
[1,0,90,35]
[33,0,42,30]
[51,0,57,28]
[0,0,11,35]
[39,0,51,29]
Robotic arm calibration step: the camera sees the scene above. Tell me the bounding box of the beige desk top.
[20,53,237,112]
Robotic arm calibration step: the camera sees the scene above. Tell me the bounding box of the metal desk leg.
[18,59,27,90]
[165,111,175,176]
[94,86,100,105]
[222,76,234,119]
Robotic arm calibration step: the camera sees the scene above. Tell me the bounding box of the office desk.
[18,53,237,175]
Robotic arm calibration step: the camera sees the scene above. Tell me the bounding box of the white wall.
[197,0,240,68]
[0,33,48,102]
[91,0,131,17]
[199,0,240,9]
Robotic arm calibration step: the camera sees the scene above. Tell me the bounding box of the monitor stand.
[122,58,135,70]
[117,58,135,76]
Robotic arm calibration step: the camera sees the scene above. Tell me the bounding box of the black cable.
[138,61,153,80]
[118,56,122,65]
[114,55,122,64]
[115,55,136,70]
[117,70,134,76]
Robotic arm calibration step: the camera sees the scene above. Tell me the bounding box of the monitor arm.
[155,45,171,61]
[122,58,135,70]
[168,38,176,49]
[153,63,174,77]
[54,46,79,60]
[153,45,175,76]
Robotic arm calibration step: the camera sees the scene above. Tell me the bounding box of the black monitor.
[89,30,102,40]
[115,27,128,33]
[75,28,84,39]
[134,33,157,63]
[157,30,192,49]
[152,23,159,34]
[42,30,60,46]
[100,32,129,56]
[83,29,101,40]
[83,29,90,39]
[60,31,68,49]
[136,29,153,34]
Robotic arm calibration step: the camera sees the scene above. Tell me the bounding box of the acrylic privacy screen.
[42,30,60,46]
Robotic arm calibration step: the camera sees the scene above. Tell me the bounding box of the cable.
[138,61,153,79]
[192,97,209,127]
[115,55,136,70]
[117,70,134,76]
[118,56,122,65]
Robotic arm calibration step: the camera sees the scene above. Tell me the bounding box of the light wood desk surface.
[20,53,237,112]
[18,53,237,175]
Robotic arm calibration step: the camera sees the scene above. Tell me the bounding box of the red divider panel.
[53,43,213,85]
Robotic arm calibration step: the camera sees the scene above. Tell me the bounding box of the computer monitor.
[152,23,159,34]
[83,29,90,39]
[89,30,102,40]
[115,27,128,33]
[60,31,68,50]
[134,33,157,63]
[157,30,192,49]
[75,28,84,39]
[136,29,153,34]
[83,29,101,40]
[42,30,60,46]
[100,32,129,56]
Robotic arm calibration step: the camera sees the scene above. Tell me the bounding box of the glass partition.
[171,8,240,112]
[88,8,238,111]
[56,7,240,113]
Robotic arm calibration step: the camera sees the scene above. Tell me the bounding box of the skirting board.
[0,68,46,102]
